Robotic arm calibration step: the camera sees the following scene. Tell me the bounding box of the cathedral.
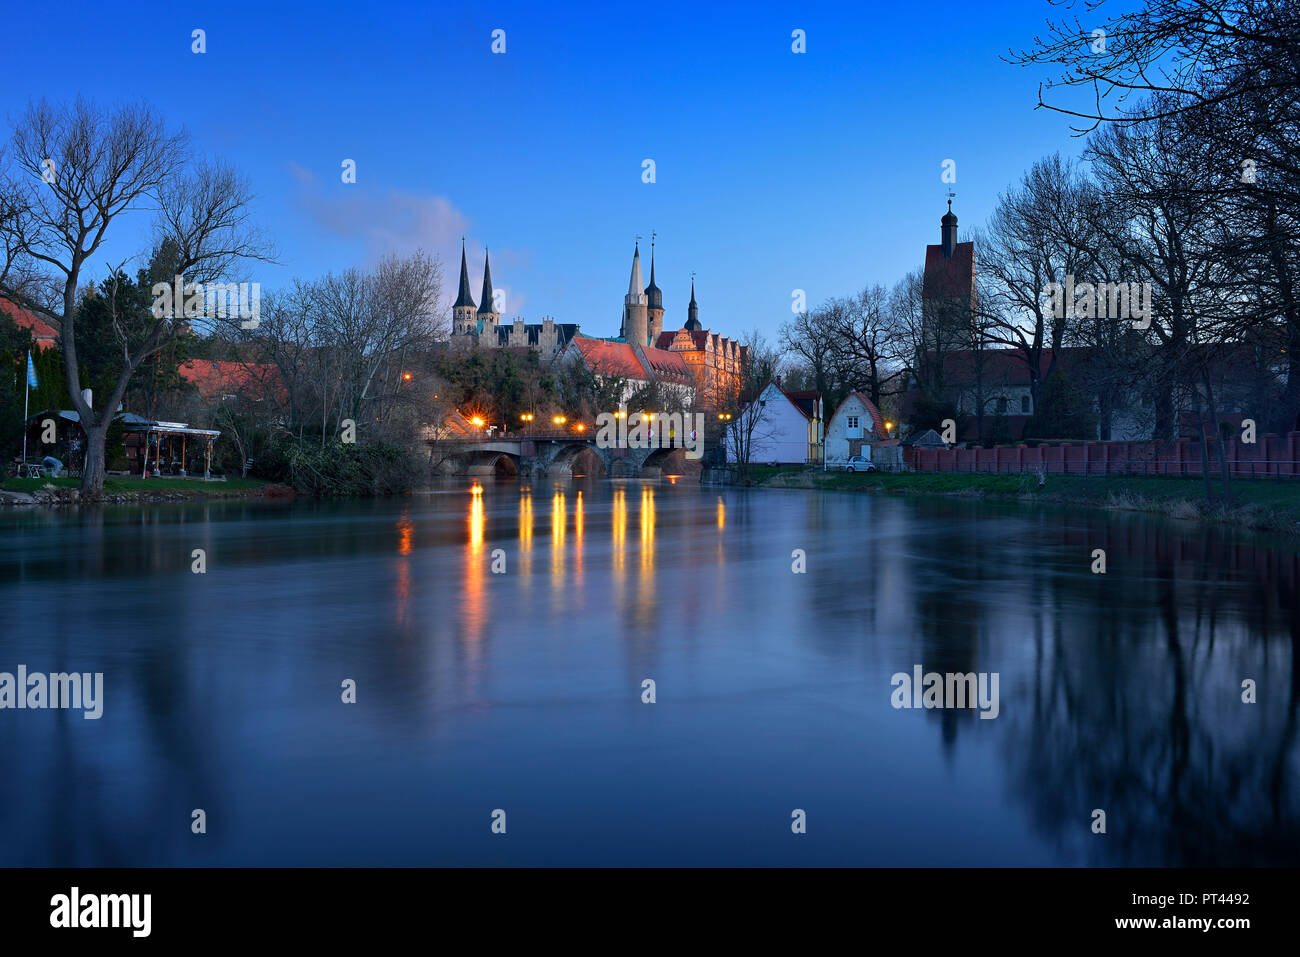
[449,238,747,409]
[449,243,578,359]
[575,242,747,410]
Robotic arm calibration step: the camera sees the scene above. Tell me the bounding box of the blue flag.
[26,351,38,389]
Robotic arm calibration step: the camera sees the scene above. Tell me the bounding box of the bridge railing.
[431,432,591,445]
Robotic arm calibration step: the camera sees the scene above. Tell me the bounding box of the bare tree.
[0,98,271,495]
[724,330,781,478]
[977,154,1101,425]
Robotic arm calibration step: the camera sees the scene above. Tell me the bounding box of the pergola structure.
[124,420,221,479]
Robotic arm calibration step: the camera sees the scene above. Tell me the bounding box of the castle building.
[568,242,747,409]
[450,242,578,360]
[654,278,747,410]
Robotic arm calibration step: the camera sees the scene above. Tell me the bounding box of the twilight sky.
[3,0,1094,340]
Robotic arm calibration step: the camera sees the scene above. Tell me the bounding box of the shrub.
[256,437,421,497]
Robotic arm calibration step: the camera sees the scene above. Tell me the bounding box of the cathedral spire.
[454,239,476,309]
[645,237,662,309]
[622,242,649,346]
[686,277,701,331]
[626,242,645,301]
[478,247,497,315]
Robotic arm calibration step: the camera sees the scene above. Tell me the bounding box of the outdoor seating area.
[126,421,221,479]
[19,409,223,481]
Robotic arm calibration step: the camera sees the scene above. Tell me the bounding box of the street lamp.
[402,372,413,382]
[553,415,567,426]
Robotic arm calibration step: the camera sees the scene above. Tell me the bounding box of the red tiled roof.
[641,346,693,384]
[923,242,974,300]
[570,337,695,386]
[179,359,286,403]
[0,298,59,349]
[830,391,886,437]
[571,337,646,379]
[655,327,746,355]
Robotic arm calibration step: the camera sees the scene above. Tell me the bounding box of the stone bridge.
[431,434,696,480]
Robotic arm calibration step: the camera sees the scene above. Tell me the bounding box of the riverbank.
[0,476,291,506]
[744,467,1300,535]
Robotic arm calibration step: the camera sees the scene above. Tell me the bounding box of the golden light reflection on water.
[464,486,486,647]
[637,485,656,617]
[551,489,565,583]
[574,491,584,585]
[395,510,413,630]
[640,486,655,569]
[716,497,725,530]
[518,487,534,581]
[612,486,626,574]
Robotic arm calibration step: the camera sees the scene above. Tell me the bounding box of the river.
[1,478,1297,865]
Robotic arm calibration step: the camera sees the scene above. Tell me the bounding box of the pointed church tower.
[645,239,663,345]
[453,240,477,337]
[941,199,958,258]
[685,278,701,331]
[621,242,648,346]
[478,247,499,339]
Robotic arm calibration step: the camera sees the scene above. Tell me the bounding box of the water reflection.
[0,486,1296,865]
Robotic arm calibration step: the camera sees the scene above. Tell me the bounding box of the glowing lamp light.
[471,417,485,427]
[402,372,413,382]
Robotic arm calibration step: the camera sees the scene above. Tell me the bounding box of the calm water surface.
[1,479,1297,865]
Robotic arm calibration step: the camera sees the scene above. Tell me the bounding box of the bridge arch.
[640,447,689,477]
[464,450,519,477]
[547,442,610,479]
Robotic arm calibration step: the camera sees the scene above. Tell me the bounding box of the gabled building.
[727,381,823,465]
[564,335,695,407]
[653,279,747,409]
[824,391,888,467]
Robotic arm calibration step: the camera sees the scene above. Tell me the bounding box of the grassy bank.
[2,476,277,500]
[744,466,1300,534]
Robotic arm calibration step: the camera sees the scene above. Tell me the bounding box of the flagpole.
[22,350,30,468]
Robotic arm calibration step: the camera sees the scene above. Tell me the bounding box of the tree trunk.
[1192,390,1213,502]
[1201,368,1234,502]
[81,425,108,497]
[1153,374,1176,441]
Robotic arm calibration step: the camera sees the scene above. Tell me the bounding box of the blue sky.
[2,0,1093,341]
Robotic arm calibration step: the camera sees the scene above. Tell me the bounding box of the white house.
[728,382,823,465]
[824,391,888,467]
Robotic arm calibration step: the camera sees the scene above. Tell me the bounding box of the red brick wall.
[903,433,1300,477]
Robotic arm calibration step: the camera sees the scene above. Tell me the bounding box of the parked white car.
[844,455,875,472]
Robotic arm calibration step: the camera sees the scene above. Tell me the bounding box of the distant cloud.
[289,161,467,254]
[287,163,527,316]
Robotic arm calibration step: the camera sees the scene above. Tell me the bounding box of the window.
[1021,396,1030,413]
[847,416,859,429]
[996,397,1008,414]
